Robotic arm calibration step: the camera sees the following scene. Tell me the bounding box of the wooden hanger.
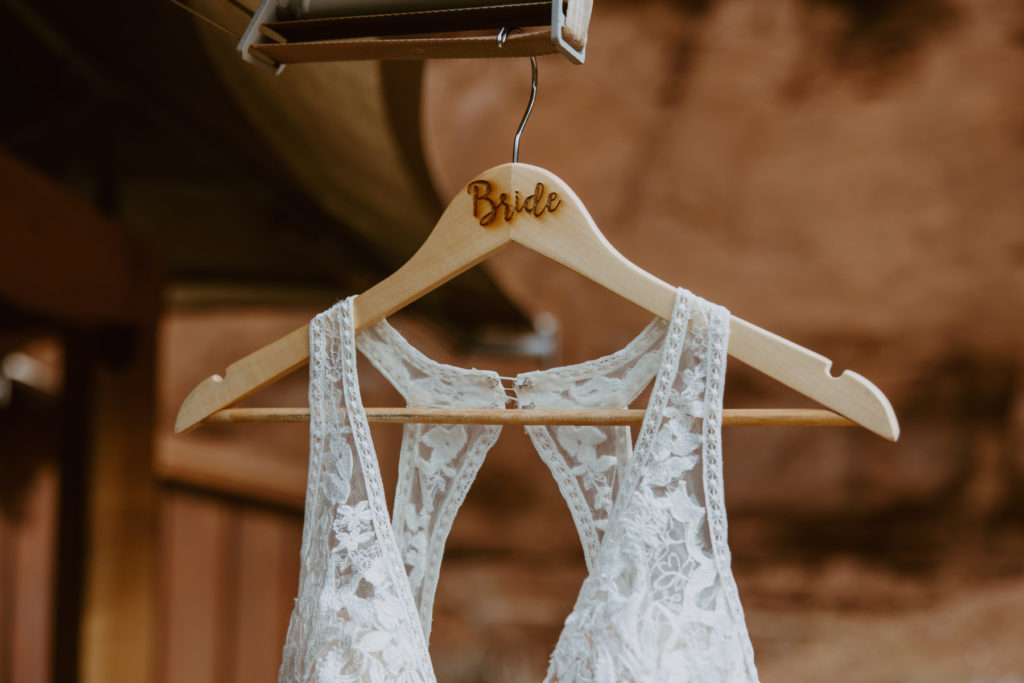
[176,162,899,441]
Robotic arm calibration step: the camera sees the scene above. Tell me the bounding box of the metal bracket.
[550,1,585,65]
[237,0,586,69]
[237,0,286,73]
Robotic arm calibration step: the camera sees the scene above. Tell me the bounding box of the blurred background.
[2,0,1023,681]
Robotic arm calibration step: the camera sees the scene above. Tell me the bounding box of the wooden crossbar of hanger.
[176,165,899,441]
[205,407,856,427]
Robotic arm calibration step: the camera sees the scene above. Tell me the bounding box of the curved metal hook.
[497,27,538,164]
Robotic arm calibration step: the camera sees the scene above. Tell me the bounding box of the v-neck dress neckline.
[281,288,759,682]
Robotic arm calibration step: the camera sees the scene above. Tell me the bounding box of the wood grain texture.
[251,29,555,63]
[0,518,5,681]
[204,406,858,427]
[0,152,161,324]
[156,443,307,510]
[264,2,551,42]
[162,406,855,512]
[233,511,299,683]
[176,163,898,440]
[160,493,233,683]
[12,467,57,683]
[0,466,58,683]
[80,323,160,683]
[158,492,304,682]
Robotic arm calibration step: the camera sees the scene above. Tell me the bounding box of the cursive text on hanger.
[468,180,562,226]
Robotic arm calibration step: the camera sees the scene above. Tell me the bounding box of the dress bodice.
[279,288,758,682]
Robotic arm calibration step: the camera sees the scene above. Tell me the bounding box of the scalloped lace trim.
[518,317,668,571]
[544,291,758,682]
[357,321,504,642]
[280,290,759,683]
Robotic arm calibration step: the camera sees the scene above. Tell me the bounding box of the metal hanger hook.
[497,27,538,164]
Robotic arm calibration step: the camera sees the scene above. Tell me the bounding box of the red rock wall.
[155,1,1024,680]
[423,0,1024,677]
[423,0,1024,531]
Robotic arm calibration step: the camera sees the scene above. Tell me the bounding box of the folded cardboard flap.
[238,0,593,68]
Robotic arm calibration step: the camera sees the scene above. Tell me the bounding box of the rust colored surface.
[152,0,1024,680]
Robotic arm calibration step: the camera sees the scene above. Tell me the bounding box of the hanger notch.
[175,163,899,441]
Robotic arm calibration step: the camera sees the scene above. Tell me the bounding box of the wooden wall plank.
[159,491,233,683]
[0,151,161,324]
[278,519,302,635]
[1,148,163,682]
[0,512,8,683]
[11,465,57,683]
[157,492,304,683]
[77,323,160,683]
[233,510,295,683]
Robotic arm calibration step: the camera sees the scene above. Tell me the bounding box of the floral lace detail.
[518,319,667,571]
[281,289,758,683]
[357,322,503,642]
[545,290,758,682]
[279,300,435,682]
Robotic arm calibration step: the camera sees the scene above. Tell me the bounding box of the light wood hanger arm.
[176,163,899,441]
[205,407,858,428]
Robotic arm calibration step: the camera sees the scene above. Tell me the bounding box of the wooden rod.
[204,407,856,427]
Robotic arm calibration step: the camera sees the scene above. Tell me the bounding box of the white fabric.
[279,288,759,682]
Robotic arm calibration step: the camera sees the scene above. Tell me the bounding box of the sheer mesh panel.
[519,317,668,570]
[281,291,758,682]
[545,290,759,682]
[358,321,503,642]
[279,301,436,682]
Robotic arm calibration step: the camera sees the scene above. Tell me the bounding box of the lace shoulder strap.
[545,289,760,682]
[517,317,669,570]
[278,298,434,683]
[356,320,504,642]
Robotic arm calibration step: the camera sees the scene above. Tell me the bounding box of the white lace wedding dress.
[278,288,759,682]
